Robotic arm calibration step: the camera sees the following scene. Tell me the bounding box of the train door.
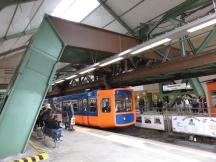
[82,97,89,125]
[98,90,114,128]
[88,97,98,126]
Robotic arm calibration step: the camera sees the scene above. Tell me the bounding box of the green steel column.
[159,83,163,100]
[179,37,187,57]
[196,28,216,53]
[189,78,205,97]
[0,16,64,156]
[147,93,152,110]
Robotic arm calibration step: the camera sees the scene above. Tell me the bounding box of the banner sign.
[163,83,187,91]
[172,116,216,137]
[135,115,165,130]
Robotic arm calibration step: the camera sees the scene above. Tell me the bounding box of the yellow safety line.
[10,141,49,162]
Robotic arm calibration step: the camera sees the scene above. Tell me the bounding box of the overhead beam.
[112,52,216,83]
[97,0,136,37]
[48,51,216,97]
[49,16,138,54]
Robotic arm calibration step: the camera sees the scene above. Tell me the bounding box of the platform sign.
[163,83,187,91]
[172,116,216,138]
[135,115,165,130]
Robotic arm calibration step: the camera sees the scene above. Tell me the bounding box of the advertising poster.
[172,116,216,137]
[135,115,165,130]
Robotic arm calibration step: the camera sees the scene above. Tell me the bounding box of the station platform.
[3,126,215,162]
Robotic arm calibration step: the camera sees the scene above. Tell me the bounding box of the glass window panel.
[101,98,111,113]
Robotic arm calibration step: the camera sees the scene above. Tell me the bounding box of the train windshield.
[115,90,132,113]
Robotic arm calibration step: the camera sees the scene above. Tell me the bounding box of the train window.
[71,100,78,112]
[78,99,83,112]
[89,97,97,113]
[101,98,111,113]
[211,91,216,108]
[115,93,132,113]
[63,100,70,107]
[83,98,87,111]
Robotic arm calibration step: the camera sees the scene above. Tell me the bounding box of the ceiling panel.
[28,0,61,30]
[106,0,142,16]
[104,20,128,34]
[7,1,42,36]
[0,38,19,53]
[82,6,113,28]
[11,34,32,49]
[185,5,213,22]
[121,0,185,28]
[0,5,16,37]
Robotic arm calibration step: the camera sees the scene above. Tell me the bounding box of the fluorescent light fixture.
[187,19,216,33]
[119,49,132,56]
[79,68,96,75]
[131,38,171,55]
[99,57,123,67]
[51,0,100,22]
[92,63,100,67]
[55,79,64,84]
[65,75,77,80]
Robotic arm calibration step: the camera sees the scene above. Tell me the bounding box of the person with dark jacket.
[139,98,145,114]
[65,103,75,131]
[45,115,62,141]
[41,104,52,122]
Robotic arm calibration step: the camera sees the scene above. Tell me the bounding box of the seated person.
[45,115,62,141]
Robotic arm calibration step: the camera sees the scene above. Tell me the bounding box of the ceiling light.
[65,75,77,80]
[92,63,100,67]
[99,57,123,67]
[187,19,216,33]
[79,68,96,75]
[51,0,100,22]
[119,49,132,56]
[131,38,171,55]
[55,79,64,84]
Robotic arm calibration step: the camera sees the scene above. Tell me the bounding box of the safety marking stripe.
[10,141,49,162]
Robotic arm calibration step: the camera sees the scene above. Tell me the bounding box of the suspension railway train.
[49,88,136,128]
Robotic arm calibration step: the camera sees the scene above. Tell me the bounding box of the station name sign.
[163,83,187,92]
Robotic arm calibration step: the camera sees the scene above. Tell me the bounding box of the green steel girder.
[0,15,64,156]
[185,35,196,54]
[196,28,216,53]
[168,17,185,26]
[138,24,151,42]
[189,78,205,96]
[162,0,212,20]
[146,0,212,36]
[97,0,137,38]
[153,49,173,60]
[179,37,187,57]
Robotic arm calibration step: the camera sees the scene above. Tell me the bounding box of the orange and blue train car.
[207,82,216,116]
[58,88,136,128]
